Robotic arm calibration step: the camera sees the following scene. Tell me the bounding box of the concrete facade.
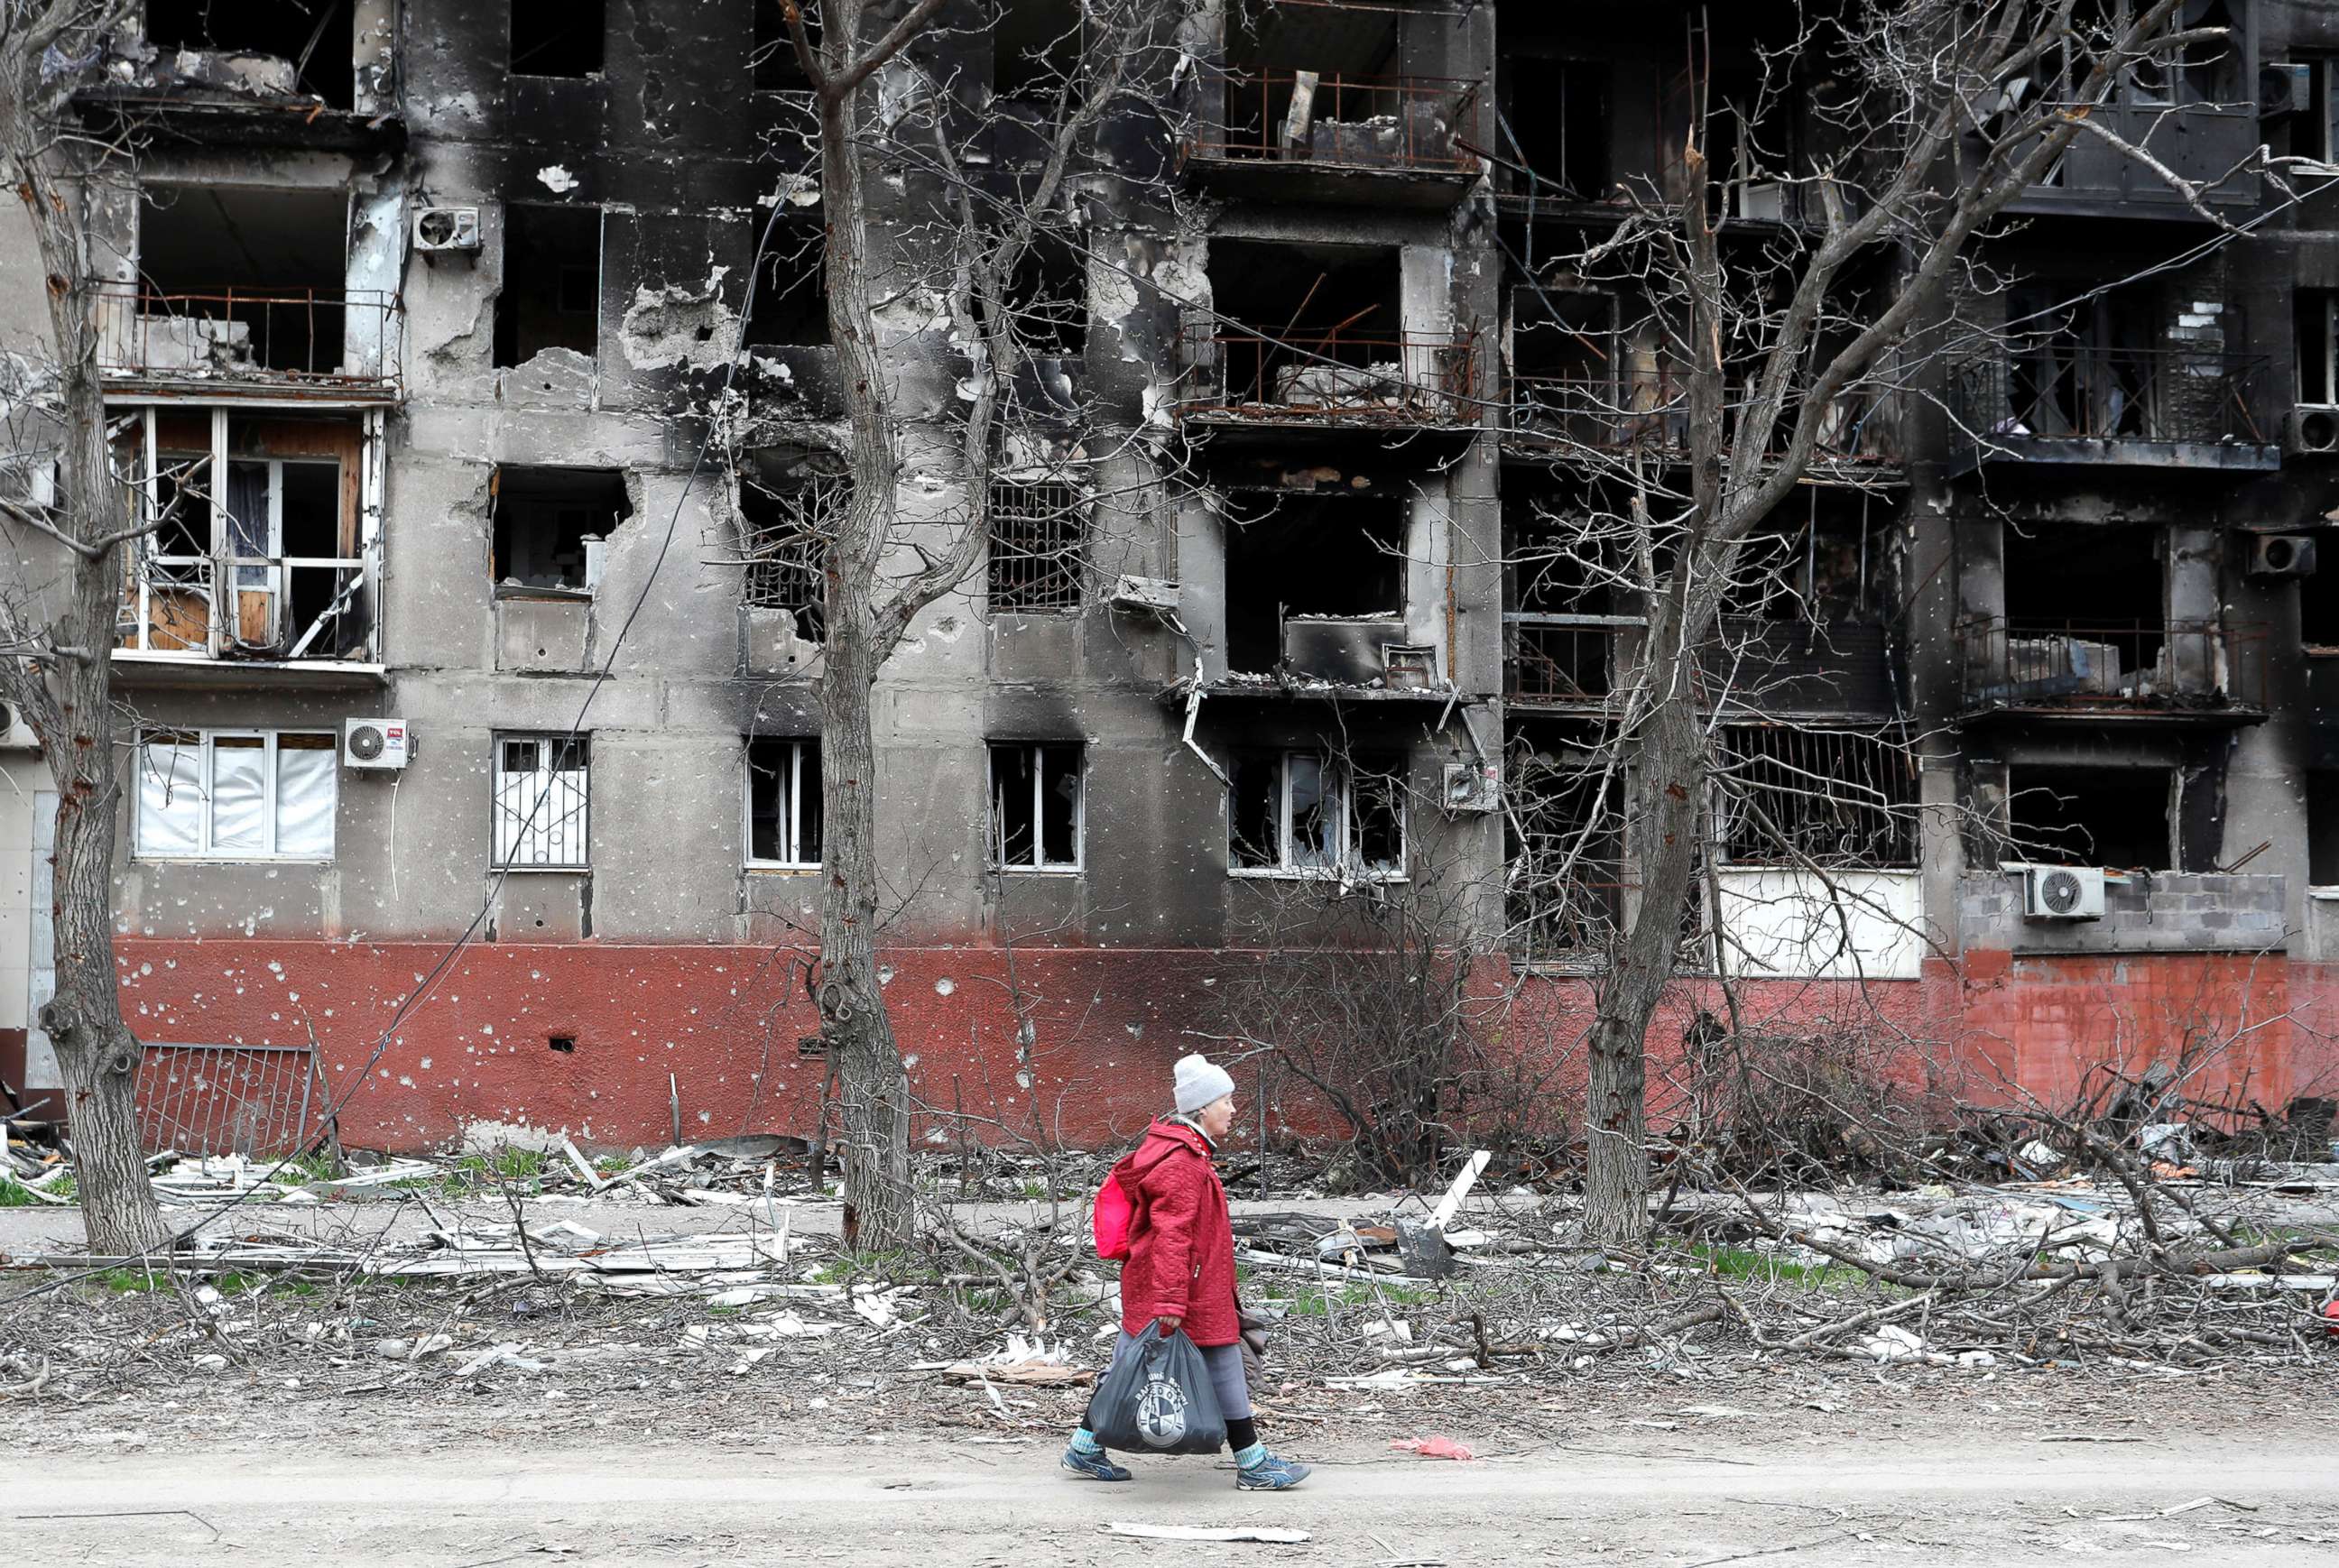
[0,2,2335,1152]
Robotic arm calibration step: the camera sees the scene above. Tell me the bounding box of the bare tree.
[772,0,1185,1248]
[1493,0,2244,1241]
[0,0,163,1252]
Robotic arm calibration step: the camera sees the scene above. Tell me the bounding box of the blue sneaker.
[1061,1444,1133,1481]
[1234,1453,1311,1490]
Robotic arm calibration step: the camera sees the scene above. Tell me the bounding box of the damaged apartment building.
[0,0,2334,1153]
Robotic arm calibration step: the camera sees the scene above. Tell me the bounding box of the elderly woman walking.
[1062,1054,1311,1490]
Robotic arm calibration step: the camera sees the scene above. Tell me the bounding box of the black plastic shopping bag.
[1088,1324,1227,1455]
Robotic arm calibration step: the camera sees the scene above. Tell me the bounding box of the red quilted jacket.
[1115,1118,1240,1347]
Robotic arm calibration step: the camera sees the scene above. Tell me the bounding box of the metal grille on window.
[494,733,590,868]
[741,473,837,638]
[986,479,1085,613]
[1715,725,1918,869]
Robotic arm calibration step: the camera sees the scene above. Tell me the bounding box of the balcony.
[1174,324,1479,437]
[2002,103,2260,221]
[1183,73,1483,208]
[1503,375,1903,480]
[1504,613,1632,711]
[1955,617,2268,727]
[118,552,377,689]
[1945,347,2276,474]
[96,285,402,402]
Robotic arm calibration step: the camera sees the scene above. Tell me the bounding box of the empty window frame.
[989,742,1083,870]
[987,479,1086,613]
[2304,59,2339,165]
[494,206,602,366]
[2007,764,2172,872]
[744,223,829,346]
[1506,753,1623,957]
[740,471,837,635]
[492,466,630,594]
[746,738,823,868]
[1715,727,1918,869]
[1224,493,1406,674]
[2300,290,2336,406]
[494,733,591,869]
[136,730,337,861]
[752,0,818,90]
[511,0,606,77]
[1497,54,1609,198]
[1228,752,1405,877]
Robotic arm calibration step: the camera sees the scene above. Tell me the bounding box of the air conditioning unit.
[343,716,411,770]
[2249,533,2318,577]
[1442,761,1501,815]
[0,699,38,750]
[2261,61,2313,118]
[2023,864,2104,921]
[412,206,483,254]
[2285,406,2339,457]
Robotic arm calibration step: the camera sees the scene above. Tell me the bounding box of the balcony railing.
[1504,613,1633,706]
[1188,72,1480,175]
[1177,324,1478,427]
[1946,347,2272,463]
[1957,617,2267,717]
[1505,375,1900,471]
[96,284,402,396]
[121,553,374,665]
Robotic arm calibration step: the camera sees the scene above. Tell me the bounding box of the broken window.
[494,733,591,869]
[746,738,823,868]
[1224,493,1405,674]
[512,0,605,78]
[492,467,630,596]
[136,730,337,861]
[134,184,351,377]
[1498,54,1608,198]
[494,206,601,366]
[145,0,356,107]
[744,223,829,346]
[988,479,1086,614]
[1508,284,1618,440]
[2303,58,2339,164]
[2305,559,2339,650]
[989,742,1083,870]
[740,470,838,636]
[1995,523,2167,696]
[2312,771,2339,887]
[2300,290,2336,405]
[752,0,818,91]
[2008,764,2172,871]
[123,409,370,661]
[1203,239,1406,410]
[1715,727,1918,869]
[1228,751,1406,877]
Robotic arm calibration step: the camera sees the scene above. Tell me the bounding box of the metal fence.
[1188,72,1481,173]
[1946,347,2270,451]
[94,283,401,393]
[136,1040,325,1158]
[1957,617,2270,714]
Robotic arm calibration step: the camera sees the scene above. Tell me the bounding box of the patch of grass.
[812,1249,920,1286]
[1280,1280,1438,1317]
[266,1152,346,1186]
[0,1178,36,1207]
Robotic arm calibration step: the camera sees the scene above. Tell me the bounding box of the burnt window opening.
[1206,239,1403,408]
[1000,239,1086,357]
[752,0,819,91]
[1220,0,1399,156]
[988,479,1086,614]
[2000,522,2166,688]
[744,225,829,346]
[2304,559,2339,650]
[994,0,1083,101]
[739,469,839,637]
[1498,55,1609,198]
[2002,281,2166,439]
[1228,751,1406,877]
[1715,726,1918,870]
[1224,494,1405,674]
[1505,496,1622,705]
[2299,290,2336,406]
[511,0,605,78]
[989,742,1083,870]
[492,467,631,595]
[1508,734,1623,957]
[137,184,350,375]
[2008,764,2173,872]
[1722,503,1881,623]
[494,205,601,367]
[2312,771,2339,887]
[144,0,356,107]
[747,737,824,867]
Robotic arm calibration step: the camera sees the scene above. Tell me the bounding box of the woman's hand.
[1157,1315,1182,1336]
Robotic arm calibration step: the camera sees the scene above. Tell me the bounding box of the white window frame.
[744,738,820,870]
[988,742,1085,872]
[493,732,591,871]
[134,729,337,862]
[1228,752,1408,881]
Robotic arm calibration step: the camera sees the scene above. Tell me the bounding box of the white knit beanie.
[1172,1052,1236,1114]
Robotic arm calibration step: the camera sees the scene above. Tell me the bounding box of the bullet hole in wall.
[549,1035,576,1053]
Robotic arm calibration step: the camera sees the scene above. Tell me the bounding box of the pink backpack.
[1092,1141,1179,1260]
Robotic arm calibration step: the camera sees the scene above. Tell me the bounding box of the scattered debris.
[1103,1522,1312,1544]
[1389,1435,1475,1461]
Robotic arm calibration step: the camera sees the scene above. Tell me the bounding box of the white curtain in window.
[137,739,204,857]
[275,742,337,858]
[209,739,267,853]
